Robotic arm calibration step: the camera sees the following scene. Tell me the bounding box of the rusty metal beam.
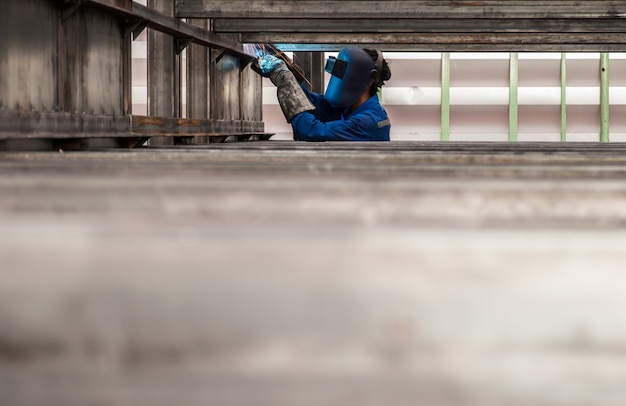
[243,32,626,52]
[0,109,131,140]
[176,0,626,19]
[131,116,266,138]
[81,0,250,59]
[214,18,626,34]
[270,43,626,53]
[243,33,626,45]
[177,0,626,51]
[0,110,269,143]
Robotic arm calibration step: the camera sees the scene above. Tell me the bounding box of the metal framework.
[81,0,249,57]
[1,0,267,150]
[3,0,626,148]
[177,0,626,52]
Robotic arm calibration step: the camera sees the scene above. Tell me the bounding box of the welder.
[259,46,392,141]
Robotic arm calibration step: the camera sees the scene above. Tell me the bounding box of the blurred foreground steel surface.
[2,141,626,406]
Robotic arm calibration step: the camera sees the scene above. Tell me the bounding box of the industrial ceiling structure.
[176,0,626,52]
[54,0,626,54]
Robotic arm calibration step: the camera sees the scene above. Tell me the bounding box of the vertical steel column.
[600,52,610,142]
[240,58,263,133]
[561,52,567,142]
[293,52,325,94]
[187,19,209,143]
[187,19,209,120]
[441,52,450,141]
[147,0,176,145]
[60,7,124,117]
[56,9,66,113]
[210,49,241,122]
[209,29,242,132]
[311,52,324,94]
[509,52,519,142]
[175,42,182,119]
[123,27,132,116]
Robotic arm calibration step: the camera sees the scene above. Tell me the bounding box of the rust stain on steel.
[177,119,204,127]
[134,116,166,126]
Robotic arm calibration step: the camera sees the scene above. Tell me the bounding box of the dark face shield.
[324,56,348,79]
[324,47,376,108]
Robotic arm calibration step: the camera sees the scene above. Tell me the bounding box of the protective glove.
[259,55,315,123]
[259,55,285,77]
[251,45,310,86]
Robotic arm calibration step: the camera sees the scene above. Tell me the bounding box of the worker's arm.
[300,86,345,122]
[259,55,314,122]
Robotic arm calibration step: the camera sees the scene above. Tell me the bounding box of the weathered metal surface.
[147,0,177,146]
[60,6,125,116]
[225,17,626,50]
[132,115,265,137]
[0,0,58,112]
[147,0,176,119]
[0,110,131,139]
[3,142,626,405]
[293,52,325,94]
[131,2,249,59]
[5,141,626,219]
[185,19,210,144]
[178,0,626,51]
[211,47,241,121]
[1,0,263,146]
[250,33,626,45]
[84,0,250,58]
[85,0,133,10]
[0,0,128,141]
[239,60,263,123]
[176,0,626,19]
[215,18,626,34]
[0,136,148,151]
[187,19,209,120]
[8,0,127,137]
[122,19,132,116]
[272,43,626,52]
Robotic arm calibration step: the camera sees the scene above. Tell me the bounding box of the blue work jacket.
[290,88,391,142]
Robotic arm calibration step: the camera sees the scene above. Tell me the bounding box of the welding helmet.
[324,46,377,108]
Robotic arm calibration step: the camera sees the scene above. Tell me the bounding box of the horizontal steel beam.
[215,18,626,34]
[244,33,626,52]
[0,110,131,140]
[271,44,626,52]
[131,116,266,137]
[274,44,626,52]
[81,0,250,59]
[176,0,626,19]
[0,112,267,140]
[177,0,626,51]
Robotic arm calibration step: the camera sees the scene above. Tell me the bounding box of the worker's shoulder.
[354,96,387,114]
[356,99,389,122]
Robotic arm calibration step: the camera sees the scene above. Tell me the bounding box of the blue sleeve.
[291,111,388,142]
[301,86,343,122]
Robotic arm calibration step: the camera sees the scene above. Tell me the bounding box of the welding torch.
[247,44,311,88]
